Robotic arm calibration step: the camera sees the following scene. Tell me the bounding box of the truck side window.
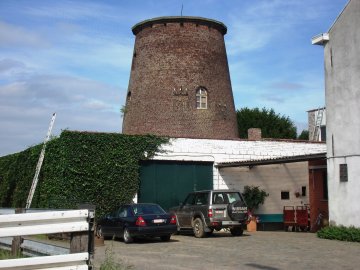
[184,194,195,206]
[213,193,225,204]
[195,193,208,205]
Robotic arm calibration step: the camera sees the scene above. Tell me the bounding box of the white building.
[139,135,325,228]
[312,0,360,227]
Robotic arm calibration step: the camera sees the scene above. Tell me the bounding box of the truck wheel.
[227,200,247,221]
[230,227,244,236]
[193,218,206,238]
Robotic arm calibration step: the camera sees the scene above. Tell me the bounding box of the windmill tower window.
[196,88,208,109]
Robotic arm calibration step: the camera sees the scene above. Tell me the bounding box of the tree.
[298,130,309,140]
[236,107,297,139]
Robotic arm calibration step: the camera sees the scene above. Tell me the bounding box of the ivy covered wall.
[0,130,168,218]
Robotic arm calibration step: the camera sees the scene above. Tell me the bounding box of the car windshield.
[213,192,242,204]
[132,204,166,215]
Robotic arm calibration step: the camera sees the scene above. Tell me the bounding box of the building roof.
[215,152,326,168]
[307,107,326,113]
[132,16,227,35]
[328,0,351,33]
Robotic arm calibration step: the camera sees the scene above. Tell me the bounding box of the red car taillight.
[135,216,146,226]
[208,209,213,217]
[170,215,177,224]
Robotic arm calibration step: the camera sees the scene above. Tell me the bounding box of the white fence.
[0,209,94,270]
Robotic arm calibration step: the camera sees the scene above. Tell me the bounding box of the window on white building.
[281,191,290,200]
[339,164,348,182]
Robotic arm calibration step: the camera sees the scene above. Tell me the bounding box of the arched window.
[196,88,207,109]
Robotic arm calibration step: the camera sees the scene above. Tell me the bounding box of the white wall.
[327,157,360,227]
[323,0,360,227]
[218,163,309,215]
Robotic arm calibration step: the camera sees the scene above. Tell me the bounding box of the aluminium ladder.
[312,108,324,141]
[25,113,56,209]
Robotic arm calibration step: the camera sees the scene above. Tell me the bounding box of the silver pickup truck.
[170,190,249,238]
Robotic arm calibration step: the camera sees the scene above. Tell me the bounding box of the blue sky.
[0,0,349,156]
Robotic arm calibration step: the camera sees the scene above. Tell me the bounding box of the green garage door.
[139,161,213,211]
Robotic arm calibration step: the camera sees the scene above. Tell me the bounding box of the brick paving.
[93,231,360,270]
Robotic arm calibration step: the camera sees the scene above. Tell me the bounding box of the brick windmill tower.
[122,16,238,139]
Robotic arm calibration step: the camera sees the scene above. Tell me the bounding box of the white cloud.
[24,1,111,20]
[225,0,330,55]
[83,99,113,111]
[0,73,124,156]
[0,21,50,48]
[0,59,25,73]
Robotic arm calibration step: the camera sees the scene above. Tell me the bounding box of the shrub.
[242,185,269,214]
[317,226,360,242]
[100,241,133,270]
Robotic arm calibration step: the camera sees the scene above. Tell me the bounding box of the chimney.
[248,128,262,140]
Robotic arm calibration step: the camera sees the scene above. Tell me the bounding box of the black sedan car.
[96,203,177,243]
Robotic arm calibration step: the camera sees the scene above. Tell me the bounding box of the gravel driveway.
[93,231,360,270]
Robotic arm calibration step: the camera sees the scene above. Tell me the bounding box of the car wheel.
[230,227,244,236]
[160,235,171,242]
[123,227,133,244]
[96,226,103,238]
[193,218,206,238]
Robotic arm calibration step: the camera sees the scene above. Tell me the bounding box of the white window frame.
[196,88,208,109]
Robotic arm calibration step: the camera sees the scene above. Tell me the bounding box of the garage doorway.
[139,161,213,211]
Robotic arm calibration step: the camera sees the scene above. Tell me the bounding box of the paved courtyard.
[93,231,360,270]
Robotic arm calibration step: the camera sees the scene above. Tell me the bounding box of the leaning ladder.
[312,108,324,141]
[25,113,56,209]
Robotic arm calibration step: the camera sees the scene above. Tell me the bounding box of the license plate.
[215,210,224,214]
[153,219,165,223]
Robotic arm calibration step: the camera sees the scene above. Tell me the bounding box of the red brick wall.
[248,128,262,140]
[122,17,239,139]
[308,160,328,232]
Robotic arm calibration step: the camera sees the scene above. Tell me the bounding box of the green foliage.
[120,105,127,117]
[236,107,297,139]
[0,249,27,259]
[0,144,42,207]
[242,185,269,213]
[317,226,360,242]
[298,130,309,140]
[100,241,134,270]
[0,131,168,219]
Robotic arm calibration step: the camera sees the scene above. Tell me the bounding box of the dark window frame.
[301,186,306,197]
[339,164,348,182]
[281,191,290,200]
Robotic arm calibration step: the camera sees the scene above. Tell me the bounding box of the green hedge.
[0,131,168,219]
[317,226,360,242]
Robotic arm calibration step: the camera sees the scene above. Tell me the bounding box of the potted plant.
[242,185,269,232]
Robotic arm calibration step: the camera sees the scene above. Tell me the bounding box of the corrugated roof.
[216,152,326,168]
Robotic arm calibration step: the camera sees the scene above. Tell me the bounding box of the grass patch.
[317,226,360,242]
[0,249,27,260]
[100,242,133,270]
[31,234,48,241]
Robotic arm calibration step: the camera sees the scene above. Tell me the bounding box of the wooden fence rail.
[0,208,94,270]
